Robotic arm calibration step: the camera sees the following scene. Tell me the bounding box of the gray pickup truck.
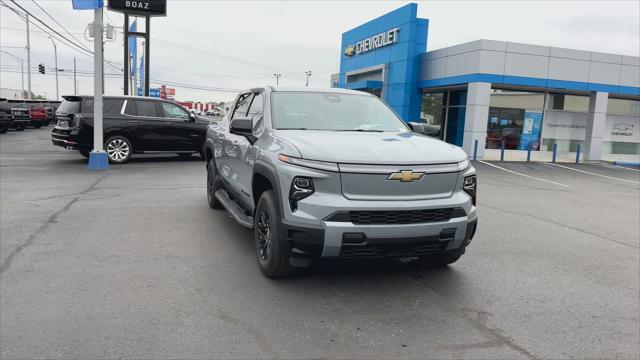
[204,87,477,278]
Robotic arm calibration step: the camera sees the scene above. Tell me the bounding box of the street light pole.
[87,5,108,170]
[25,13,32,99]
[305,70,312,87]
[273,73,281,86]
[49,37,59,100]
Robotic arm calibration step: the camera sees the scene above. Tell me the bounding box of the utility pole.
[49,37,59,100]
[88,5,108,170]
[25,13,32,99]
[305,70,312,87]
[73,57,77,94]
[273,73,281,86]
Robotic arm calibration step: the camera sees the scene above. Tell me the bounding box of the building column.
[462,82,491,158]
[584,91,608,162]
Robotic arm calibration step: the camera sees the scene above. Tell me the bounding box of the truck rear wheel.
[254,190,292,278]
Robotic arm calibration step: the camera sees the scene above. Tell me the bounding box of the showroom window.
[420,90,467,145]
[420,92,445,139]
[603,97,640,156]
[541,93,589,153]
[487,89,544,150]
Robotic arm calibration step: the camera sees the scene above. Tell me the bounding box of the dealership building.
[332,3,640,162]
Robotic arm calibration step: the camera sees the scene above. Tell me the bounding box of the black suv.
[51,95,210,163]
[0,98,15,133]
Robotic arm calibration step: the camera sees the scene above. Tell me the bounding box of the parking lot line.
[478,160,570,188]
[607,164,640,172]
[548,163,640,185]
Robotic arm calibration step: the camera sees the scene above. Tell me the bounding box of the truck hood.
[273,130,467,164]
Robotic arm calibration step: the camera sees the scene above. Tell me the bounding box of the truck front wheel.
[254,190,292,278]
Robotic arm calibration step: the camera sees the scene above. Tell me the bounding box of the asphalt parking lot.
[1,128,639,359]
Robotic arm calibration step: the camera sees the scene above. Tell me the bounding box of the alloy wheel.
[256,209,272,261]
[106,138,130,162]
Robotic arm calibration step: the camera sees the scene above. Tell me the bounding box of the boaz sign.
[107,0,166,16]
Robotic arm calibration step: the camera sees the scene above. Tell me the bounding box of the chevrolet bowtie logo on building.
[387,171,425,182]
[344,44,356,57]
[344,27,400,57]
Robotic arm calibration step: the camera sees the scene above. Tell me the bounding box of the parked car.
[24,101,47,128]
[204,87,478,278]
[43,100,61,125]
[7,100,30,131]
[51,95,210,163]
[0,98,15,133]
[206,109,223,117]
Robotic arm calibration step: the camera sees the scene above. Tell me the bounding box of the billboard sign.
[107,0,166,16]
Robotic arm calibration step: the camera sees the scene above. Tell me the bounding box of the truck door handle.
[163,121,173,125]
[128,120,140,124]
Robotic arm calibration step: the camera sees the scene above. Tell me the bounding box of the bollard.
[473,139,478,161]
[500,140,505,162]
[552,143,557,163]
[576,144,581,163]
[527,143,532,162]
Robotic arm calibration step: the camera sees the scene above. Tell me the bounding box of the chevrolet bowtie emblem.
[387,171,425,182]
[344,44,356,57]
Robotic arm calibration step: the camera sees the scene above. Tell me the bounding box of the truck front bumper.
[281,191,478,260]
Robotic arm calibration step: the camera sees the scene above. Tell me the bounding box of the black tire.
[79,150,90,158]
[417,247,465,267]
[254,190,292,278]
[33,124,42,129]
[16,126,24,131]
[207,159,224,209]
[105,135,133,164]
[0,128,7,134]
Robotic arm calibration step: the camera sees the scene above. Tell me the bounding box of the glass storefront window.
[489,89,545,110]
[604,98,639,158]
[420,92,445,139]
[487,89,544,150]
[420,92,444,126]
[607,98,640,116]
[546,93,589,112]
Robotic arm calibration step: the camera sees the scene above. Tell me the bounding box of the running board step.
[214,189,253,229]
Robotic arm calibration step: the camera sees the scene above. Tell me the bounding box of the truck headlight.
[289,177,314,211]
[463,175,476,206]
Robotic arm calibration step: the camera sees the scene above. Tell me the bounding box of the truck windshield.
[271,92,408,132]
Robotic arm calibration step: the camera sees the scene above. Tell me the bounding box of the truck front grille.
[340,240,448,258]
[327,208,454,225]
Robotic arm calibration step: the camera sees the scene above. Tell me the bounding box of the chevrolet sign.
[345,27,400,57]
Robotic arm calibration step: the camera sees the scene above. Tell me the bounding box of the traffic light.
[38,64,45,74]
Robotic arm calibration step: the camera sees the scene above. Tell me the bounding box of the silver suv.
[204,87,477,278]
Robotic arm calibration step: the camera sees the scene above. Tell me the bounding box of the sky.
[1,0,639,102]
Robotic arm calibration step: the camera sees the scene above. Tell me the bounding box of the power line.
[7,0,93,56]
[30,0,91,50]
[1,1,123,73]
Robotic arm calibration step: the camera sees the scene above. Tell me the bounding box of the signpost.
[72,0,108,170]
[107,0,166,96]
